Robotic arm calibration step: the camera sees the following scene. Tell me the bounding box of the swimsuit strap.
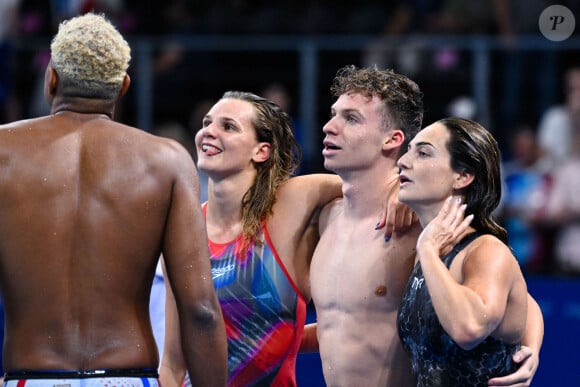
[442,232,482,268]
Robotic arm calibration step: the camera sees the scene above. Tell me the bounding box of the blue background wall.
[296,276,580,386]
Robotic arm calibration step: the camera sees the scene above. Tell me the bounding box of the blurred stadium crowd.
[1,0,580,277]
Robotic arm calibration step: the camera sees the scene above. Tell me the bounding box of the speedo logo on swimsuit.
[212,263,236,280]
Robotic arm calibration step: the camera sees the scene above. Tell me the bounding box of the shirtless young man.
[0,13,226,387]
[303,65,544,386]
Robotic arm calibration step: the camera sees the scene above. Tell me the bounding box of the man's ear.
[47,66,58,96]
[383,129,404,151]
[253,142,271,163]
[118,73,131,98]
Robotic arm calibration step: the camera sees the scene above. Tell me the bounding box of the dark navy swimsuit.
[397,232,520,387]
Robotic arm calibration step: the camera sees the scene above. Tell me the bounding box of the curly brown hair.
[221,91,302,243]
[330,65,424,157]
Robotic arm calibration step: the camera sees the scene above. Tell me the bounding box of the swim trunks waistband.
[4,368,159,380]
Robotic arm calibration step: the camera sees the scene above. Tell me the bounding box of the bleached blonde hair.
[50,13,131,97]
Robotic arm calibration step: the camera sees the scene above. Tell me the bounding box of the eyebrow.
[332,107,364,119]
[342,108,361,115]
[412,141,435,148]
[203,115,240,128]
[204,114,235,123]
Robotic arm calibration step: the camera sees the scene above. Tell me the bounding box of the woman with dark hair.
[396,117,536,386]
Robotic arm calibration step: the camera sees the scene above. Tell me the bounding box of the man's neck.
[338,164,399,220]
[51,97,115,119]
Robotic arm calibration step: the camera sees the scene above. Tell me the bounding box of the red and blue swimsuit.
[205,215,306,387]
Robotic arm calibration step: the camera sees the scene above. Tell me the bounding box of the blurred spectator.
[538,66,580,163]
[499,125,554,273]
[542,115,580,275]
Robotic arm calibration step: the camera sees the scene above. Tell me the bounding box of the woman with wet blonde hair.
[161,91,346,386]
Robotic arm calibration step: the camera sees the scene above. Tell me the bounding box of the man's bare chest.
[312,234,409,309]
